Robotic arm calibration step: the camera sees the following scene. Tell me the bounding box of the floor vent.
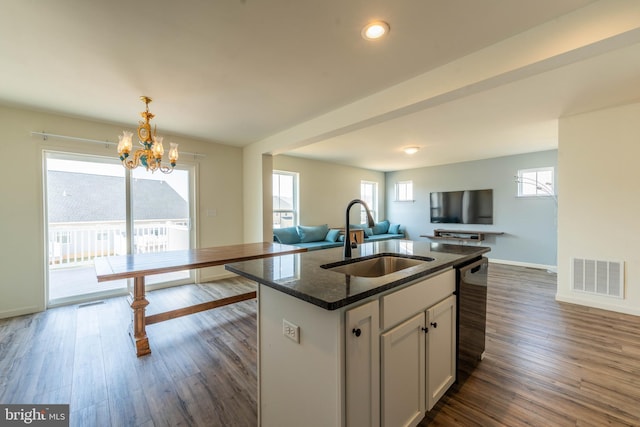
[572,258,624,298]
[78,300,105,308]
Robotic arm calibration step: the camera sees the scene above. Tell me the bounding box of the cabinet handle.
[421,327,428,333]
[352,328,362,337]
[430,322,438,328]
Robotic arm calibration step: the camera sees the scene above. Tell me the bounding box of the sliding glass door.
[45,151,194,305]
[131,166,192,286]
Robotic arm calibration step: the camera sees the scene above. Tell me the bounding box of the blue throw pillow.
[388,223,401,234]
[273,227,301,244]
[363,227,373,237]
[297,224,329,243]
[372,220,390,235]
[325,229,341,242]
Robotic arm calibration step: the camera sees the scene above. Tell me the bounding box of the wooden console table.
[421,229,504,242]
[335,228,365,243]
[95,242,306,356]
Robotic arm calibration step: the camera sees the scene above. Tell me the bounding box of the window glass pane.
[396,181,413,201]
[46,153,127,302]
[517,167,555,197]
[521,171,538,196]
[360,181,377,222]
[132,167,191,285]
[273,171,298,228]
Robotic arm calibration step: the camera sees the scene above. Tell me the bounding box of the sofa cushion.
[388,223,401,234]
[273,226,300,244]
[372,220,390,235]
[325,229,341,242]
[363,227,373,237]
[297,224,329,243]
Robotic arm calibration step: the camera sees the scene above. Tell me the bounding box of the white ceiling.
[2,0,640,171]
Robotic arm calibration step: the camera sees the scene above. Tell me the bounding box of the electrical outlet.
[282,319,300,343]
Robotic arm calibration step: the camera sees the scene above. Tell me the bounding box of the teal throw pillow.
[372,220,390,235]
[273,227,301,244]
[298,224,329,243]
[388,223,401,234]
[325,229,341,242]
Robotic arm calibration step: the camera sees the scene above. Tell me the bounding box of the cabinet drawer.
[381,269,455,330]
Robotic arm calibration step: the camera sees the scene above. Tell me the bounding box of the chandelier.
[116,96,179,174]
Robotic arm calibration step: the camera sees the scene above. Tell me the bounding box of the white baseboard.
[0,304,44,319]
[489,258,557,272]
[555,294,640,317]
[199,271,238,283]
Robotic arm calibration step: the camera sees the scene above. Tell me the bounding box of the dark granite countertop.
[225,240,490,310]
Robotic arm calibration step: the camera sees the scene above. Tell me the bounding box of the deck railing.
[48,220,189,268]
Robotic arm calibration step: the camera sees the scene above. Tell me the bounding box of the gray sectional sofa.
[273,220,405,251]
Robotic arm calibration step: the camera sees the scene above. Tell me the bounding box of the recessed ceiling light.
[403,146,420,155]
[361,21,390,40]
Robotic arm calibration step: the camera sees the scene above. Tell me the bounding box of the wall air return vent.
[572,258,624,299]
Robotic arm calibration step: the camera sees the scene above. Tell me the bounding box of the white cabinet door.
[426,294,456,410]
[346,300,380,427]
[381,312,426,427]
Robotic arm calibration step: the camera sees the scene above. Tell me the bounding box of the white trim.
[200,271,239,283]
[555,294,640,317]
[0,305,44,319]
[489,258,556,272]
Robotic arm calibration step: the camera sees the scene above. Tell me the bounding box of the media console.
[421,229,503,242]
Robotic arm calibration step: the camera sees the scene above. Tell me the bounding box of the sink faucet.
[344,199,376,258]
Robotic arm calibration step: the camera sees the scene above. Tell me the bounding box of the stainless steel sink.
[321,254,434,278]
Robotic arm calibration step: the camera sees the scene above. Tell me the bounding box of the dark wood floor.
[1,264,640,426]
[423,265,640,427]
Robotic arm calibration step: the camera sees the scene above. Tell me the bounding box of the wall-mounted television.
[430,189,493,224]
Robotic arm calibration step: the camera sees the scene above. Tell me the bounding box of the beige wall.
[557,102,640,315]
[0,105,244,318]
[273,155,386,227]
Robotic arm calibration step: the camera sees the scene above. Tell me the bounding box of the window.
[517,167,555,197]
[360,180,378,222]
[395,181,414,201]
[273,170,298,228]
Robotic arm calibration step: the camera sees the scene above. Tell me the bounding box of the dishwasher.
[455,256,488,384]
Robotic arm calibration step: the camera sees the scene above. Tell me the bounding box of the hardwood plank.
[423,264,640,426]
[107,389,152,426]
[70,399,110,427]
[70,307,108,412]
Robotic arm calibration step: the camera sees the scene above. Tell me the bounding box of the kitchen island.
[225,239,489,427]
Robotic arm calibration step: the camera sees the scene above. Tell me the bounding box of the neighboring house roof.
[47,171,188,223]
[273,196,293,211]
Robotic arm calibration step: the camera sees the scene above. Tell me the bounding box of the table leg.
[127,276,151,356]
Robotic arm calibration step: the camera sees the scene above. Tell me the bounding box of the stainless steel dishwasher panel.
[456,256,488,384]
